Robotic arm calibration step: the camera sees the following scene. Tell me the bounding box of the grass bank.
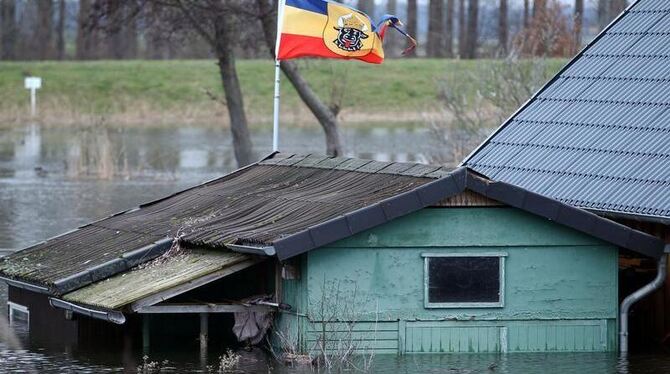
[0,59,567,128]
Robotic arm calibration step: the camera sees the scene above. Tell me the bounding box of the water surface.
[0,124,431,250]
[1,124,669,373]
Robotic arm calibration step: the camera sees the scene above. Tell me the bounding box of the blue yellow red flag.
[277,0,416,64]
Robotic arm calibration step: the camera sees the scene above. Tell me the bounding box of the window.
[8,301,29,332]
[423,253,506,308]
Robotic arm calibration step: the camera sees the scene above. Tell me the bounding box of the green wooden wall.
[278,207,619,354]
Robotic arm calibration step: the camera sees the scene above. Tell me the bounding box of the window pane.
[428,257,500,304]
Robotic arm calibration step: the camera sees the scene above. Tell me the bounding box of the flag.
[276,0,416,64]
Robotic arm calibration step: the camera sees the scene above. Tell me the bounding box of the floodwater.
[1,124,670,373]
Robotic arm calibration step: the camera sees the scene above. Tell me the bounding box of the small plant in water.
[137,355,160,373]
[217,349,241,373]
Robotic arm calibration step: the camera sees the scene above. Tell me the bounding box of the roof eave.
[273,168,665,260]
[272,168,468,261]
[49,297,126,324]
[586,208,670,226]
[464,171,665,259]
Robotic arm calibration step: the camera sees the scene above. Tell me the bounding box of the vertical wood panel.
[405,324,502,353]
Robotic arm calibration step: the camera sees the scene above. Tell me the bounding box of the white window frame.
[8,301,29,330]
[422,252,507,309]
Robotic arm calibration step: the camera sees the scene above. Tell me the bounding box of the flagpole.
[272,0,286,152]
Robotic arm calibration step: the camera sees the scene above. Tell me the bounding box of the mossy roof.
[0,153,444,293]
[62,249,250,310]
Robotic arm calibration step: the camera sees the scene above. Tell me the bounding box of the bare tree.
[597,0,607,29]
[523,0,529,28]
[427,0,445,57]
[105,1,123,59]
[428,55,554,165]
[533,0,546,19]
[102,2,139,59]
[445,0,454,57]
[598,0,626,31]
[93,1,256,165]
[357,0,375,18]
[513,0,576,57]
[212,12,255,165]
[56,0,66,60]
[463,0,478,59]
[499,0,508,54]
[406,0,417,57]
[76,0,97,59]
[608,0,627,23]
[144,2,168,59]
[458,0,466,57]
[256,0,343,156]
[574,0,583,50]
[0,0,17,60]
[35,0,54,59]
[123,6,139,59]
[385,0,401,57]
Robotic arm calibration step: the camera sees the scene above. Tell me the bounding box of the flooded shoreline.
[2,124,670,373]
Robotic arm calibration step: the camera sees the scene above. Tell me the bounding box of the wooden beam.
[129,258,264,312]
[135,303,272,314]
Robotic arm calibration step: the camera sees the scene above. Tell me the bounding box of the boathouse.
[0,153,664,355]
[463,0,670,352]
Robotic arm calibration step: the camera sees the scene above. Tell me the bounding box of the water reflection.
[0,124,434,250]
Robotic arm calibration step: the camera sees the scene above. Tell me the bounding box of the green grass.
[0,59,568,125]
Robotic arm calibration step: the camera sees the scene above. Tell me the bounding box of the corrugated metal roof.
[464,0,670,223]
[0,153,450,294]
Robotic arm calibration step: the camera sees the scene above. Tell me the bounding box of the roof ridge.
[261,153,453,178]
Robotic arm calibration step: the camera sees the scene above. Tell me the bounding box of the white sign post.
[24,77,42,117]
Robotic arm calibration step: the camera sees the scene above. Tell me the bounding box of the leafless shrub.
[65,122,130,180]
[513,0,578,57]
[427,53,552,165]
[309,279,376,373]
[136,356,171,373]
[270,278,376,372]
[325,64,350,118]
[216,349,241,373]
[269,319,313,366]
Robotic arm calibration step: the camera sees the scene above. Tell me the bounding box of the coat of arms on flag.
[277,0,416,64]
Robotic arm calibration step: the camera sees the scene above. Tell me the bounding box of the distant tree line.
[0,0,629,61]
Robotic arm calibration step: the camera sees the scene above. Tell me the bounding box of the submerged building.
[0,153,664,355]
[463,0,670,352]
[4,0,670,357]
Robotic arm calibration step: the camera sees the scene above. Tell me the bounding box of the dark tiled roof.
[464,0,670,223]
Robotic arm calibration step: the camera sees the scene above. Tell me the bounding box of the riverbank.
[0,59,566,128]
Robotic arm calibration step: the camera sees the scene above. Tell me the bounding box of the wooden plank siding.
[433,190,502,207]
[305,321,400,354]
[277,207,620,354]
